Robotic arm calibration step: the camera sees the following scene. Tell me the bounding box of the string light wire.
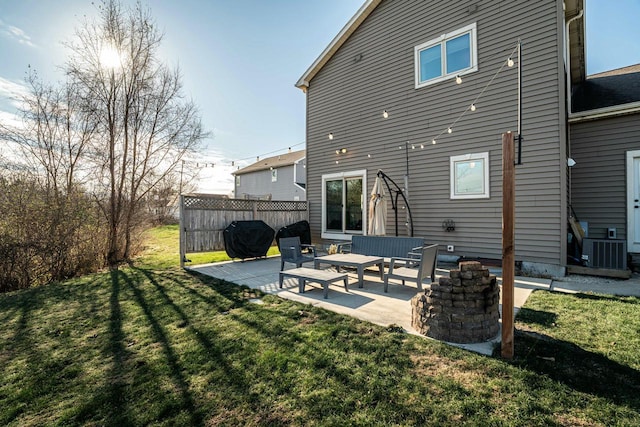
[428,41,520,145]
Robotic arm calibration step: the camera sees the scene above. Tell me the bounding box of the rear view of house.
[297,0,570,275]
[296,0,640,276]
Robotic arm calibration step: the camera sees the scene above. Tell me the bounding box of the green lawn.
[1,225,639,426]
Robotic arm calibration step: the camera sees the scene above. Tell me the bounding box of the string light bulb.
[420,144,424,149]
[432,139,437,145]
[328,132,334,140]
[411,144,415,149]
[455,75,462,84]
[382,110,389,119]
[447,127,453,134]
[507,58,514,67]
[470,104,476,111]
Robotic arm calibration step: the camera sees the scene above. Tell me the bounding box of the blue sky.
[1,0,639,193]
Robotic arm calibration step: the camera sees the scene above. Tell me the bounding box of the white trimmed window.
[450,152,489,199]
[321,170,366,239]
[415,22,478,88]
[271,169,277,182]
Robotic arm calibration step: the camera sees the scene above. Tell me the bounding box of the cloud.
[0,76,29,98]
[0,19,36,48]
[0,109,23,129]
[0,76,29,108]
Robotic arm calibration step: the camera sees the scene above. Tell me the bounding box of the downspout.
[565,8,584,115]
[565,7,583,267]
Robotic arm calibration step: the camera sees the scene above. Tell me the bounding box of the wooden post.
[501,132,515,359]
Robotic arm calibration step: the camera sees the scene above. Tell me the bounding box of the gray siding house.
[233,150,306,201]
[295,0,639,275]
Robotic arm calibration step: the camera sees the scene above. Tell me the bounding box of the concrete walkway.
[189,256,560,355]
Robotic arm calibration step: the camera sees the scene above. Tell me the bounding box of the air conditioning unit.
[582,238,627,270]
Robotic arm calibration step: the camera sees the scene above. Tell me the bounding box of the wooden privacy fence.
[179,195,308,267]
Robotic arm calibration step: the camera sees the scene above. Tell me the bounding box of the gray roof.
[233,150,305,175]
[572,64,640,113]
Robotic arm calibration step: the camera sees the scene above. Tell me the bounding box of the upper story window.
[415,23,478,88]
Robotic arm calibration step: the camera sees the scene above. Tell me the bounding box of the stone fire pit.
[411,261,500,343]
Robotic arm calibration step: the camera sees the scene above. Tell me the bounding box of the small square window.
[450,152,489,199]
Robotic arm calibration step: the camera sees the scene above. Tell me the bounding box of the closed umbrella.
[368,176,387,235]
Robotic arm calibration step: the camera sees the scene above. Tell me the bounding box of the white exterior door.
[627,150,640,252]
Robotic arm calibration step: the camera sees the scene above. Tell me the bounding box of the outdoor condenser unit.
[582,238,627,270]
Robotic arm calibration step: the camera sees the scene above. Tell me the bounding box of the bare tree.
[66,0,207,265]
[0,69,96,198]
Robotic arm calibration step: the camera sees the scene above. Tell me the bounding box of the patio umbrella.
[368,176,387,235]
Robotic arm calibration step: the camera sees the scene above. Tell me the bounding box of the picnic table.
[314,253,384,288]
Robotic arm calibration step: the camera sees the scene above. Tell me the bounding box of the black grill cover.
[275,220,311,246]
[223,220,275,259]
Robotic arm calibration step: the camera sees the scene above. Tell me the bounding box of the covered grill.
[223,220,275,260]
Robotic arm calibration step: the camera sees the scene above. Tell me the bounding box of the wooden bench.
[337,235,425,263]
[279,267,349,299]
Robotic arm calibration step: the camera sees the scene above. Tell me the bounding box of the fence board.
[179,195,308,266]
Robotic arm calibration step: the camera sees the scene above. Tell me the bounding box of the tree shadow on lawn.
[511,307,640,412]
[134,267,307,425]
[0,277,115,425]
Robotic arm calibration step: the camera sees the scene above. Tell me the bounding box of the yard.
[0,225,638,426]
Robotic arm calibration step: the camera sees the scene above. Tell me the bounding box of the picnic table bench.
[279,267,348,299]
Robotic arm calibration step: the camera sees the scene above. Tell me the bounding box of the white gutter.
[569,101,640,123]
[565,9,584,114]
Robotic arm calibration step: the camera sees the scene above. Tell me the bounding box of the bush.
[0,175,107,292]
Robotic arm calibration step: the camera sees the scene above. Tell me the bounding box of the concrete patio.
[188,256,557,355]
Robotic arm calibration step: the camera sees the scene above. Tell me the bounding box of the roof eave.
[295,0,382,91]
[568,101,640,123]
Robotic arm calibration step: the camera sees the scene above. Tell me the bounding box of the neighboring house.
[232,150,306,201]
[295,0,639,276]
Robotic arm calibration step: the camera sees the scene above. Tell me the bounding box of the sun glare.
[99,45,122,69]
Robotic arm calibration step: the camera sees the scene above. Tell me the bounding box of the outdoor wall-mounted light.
[335,148,347,155]
[567,158,576,167]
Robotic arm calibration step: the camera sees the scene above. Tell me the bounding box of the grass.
[0,225,639,426]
